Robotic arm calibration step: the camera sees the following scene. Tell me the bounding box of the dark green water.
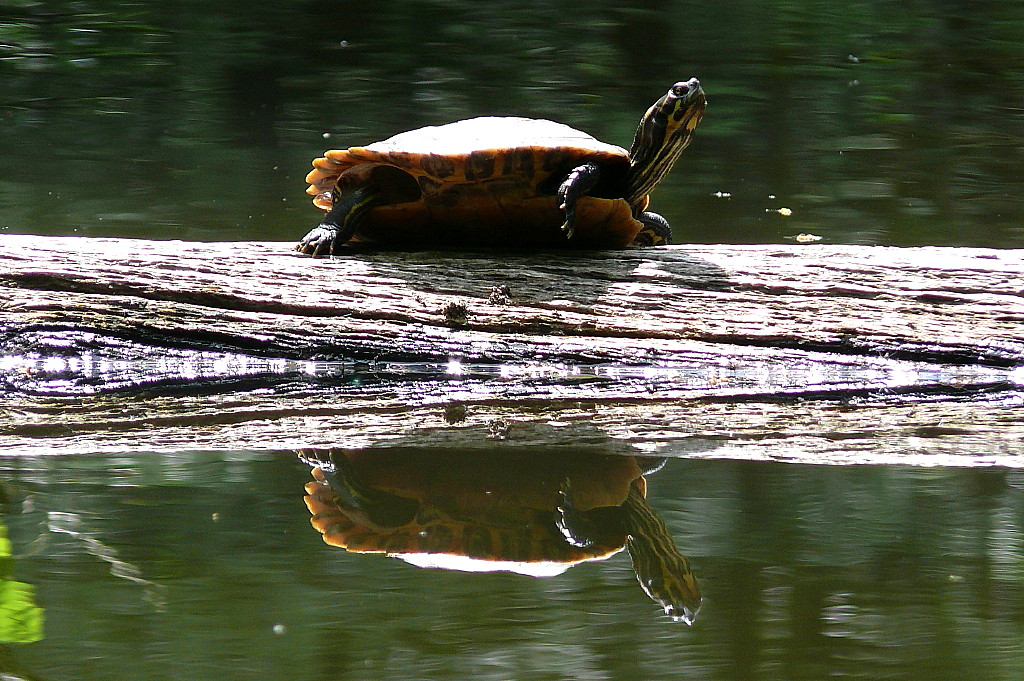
[3,2,1024,679]
[1,452,1023,681]
[1,1,1023,247]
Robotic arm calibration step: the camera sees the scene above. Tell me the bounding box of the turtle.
[299,448,701,624]
[297,78,706,255]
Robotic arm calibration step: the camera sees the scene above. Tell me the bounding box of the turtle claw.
[297,449,337,475]
[296,224,341,257]
[557,201,576,239]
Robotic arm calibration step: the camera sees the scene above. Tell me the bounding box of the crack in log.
[2,271,417,324]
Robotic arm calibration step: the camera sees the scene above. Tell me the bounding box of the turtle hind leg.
[557,163,601,240]
[632,211,672,247]
[296,185,383,256]
[299,450,418,529]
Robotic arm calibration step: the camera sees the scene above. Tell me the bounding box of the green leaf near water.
[0,525,43,644]
[0,580,43,644]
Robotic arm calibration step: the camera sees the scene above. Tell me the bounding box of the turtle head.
[636,554,702,625]
[624,78,707,211]
[621,479,703,623]
[628,535,703,625]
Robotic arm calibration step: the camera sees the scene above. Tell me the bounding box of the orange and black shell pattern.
[304,117,646,248]
[303,465,628,565]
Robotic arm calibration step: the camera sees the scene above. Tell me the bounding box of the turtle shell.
[305,117,645,248]
[302,450,647,576]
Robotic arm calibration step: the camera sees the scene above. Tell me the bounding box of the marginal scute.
[463,525,494,559]
[419,525,453,553]
[419,153,457,179]
[464,150,496,181]
[540,148,573,172]
[501,147,535,176]
[383,531,412,553]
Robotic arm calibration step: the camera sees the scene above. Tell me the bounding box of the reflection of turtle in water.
[299,449,700,623]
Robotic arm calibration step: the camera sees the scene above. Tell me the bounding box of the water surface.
[1,451,1022,680]
[1,1,1022,247]
[2,3,1023,679]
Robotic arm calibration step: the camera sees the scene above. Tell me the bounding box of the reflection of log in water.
[299,449,701,624]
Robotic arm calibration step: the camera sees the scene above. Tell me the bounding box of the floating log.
[1,235,1021,461]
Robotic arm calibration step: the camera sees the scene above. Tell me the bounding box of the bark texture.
[1,235,1021,460]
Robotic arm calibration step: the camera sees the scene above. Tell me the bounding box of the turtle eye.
[671,83,690,97]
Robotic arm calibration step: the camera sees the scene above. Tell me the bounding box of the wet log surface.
[1,235,1022,462]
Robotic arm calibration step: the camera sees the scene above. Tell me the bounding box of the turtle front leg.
[296,186,382,256]
[557,162,601,240]
[555,479,597,547]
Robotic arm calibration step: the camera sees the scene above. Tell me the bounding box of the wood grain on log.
[1,235,1021,461]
